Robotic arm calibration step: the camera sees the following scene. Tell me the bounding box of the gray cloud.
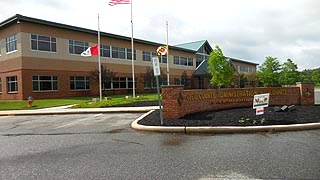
[1,0,319,70]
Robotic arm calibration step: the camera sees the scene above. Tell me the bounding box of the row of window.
[2,76,90,93]
[174,56,193,67]
[0,75,191,94]
[142,51,167,64]
[0,76,138,94]
[0,34,187,66]
[234,65,256,73]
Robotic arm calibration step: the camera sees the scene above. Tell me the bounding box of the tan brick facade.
[0,15,258,100]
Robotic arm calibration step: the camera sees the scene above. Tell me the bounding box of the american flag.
[109,0,130,6]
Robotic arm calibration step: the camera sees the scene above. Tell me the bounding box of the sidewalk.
[0,106,159,116]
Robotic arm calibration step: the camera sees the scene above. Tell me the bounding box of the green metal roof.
[194,60,209,76]
[174,40,208,51]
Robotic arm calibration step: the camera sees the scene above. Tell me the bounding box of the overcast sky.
[1,0,319,70]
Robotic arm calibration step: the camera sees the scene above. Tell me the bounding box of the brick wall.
[162,83,314,119]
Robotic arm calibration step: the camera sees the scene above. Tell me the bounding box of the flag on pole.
[109,0,130,6]
[156,46,168,56]
[81,45,99,57]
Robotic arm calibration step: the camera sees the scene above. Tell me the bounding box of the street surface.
[0,112,319,180]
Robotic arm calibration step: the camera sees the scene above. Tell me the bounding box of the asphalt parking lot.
[0,113,143,135]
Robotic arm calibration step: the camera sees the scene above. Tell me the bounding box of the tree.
[312,68,320,85]
[300,69,313,82]
[257,56,281,87]
[279,59,300,85]
[90,65,115,89]
[207,45,233,88]
[143,67,167,89]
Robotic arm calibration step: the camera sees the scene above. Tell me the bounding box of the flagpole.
[98,14,102,101]
[131,0,135,98]
[166,21,170,85]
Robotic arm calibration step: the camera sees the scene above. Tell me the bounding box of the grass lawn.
[73,93,158,108]
[0,93,158,110]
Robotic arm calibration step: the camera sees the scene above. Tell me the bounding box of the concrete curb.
[131,110,320,134]
[0,106,158,116]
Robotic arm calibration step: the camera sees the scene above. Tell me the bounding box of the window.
[159,55,167,64]
[188,58,193,66]
[126,48,136,60]
[7,76,18,93]
[0,78,2,94]
[103,77,136,90]
[70,76,90,90]
[100,45,110,58]
[111,46,126,59]
[249,67,255,73]
[32,76,58,92]
[6,34,17,53]
[240,66,249,72]
[174,56,180,65]
[180,57,187,66]
[143,51,157,62]
[234,64,239,71]
[174,56,193,66]
[174,77,190,87]
[143,51,151,61]
[144,77,167,89]
[196,53,209,67]
[31,34,56,52]
[69,40,88,55]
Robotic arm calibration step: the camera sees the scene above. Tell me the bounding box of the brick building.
[0,14,258,100]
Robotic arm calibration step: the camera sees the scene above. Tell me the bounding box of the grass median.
[73,93,158,108]
[0,93,158,110]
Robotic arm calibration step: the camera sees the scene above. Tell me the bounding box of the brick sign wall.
[162,83,314,119]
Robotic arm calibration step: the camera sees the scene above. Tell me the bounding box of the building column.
[296,82,314,106]
[162,85,184,119]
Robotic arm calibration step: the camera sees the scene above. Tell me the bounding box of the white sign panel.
[253,93,270,109]
[152,57,161,76]
[256,107,264,115]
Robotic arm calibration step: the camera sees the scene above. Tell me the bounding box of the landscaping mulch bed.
[137,105,320,127]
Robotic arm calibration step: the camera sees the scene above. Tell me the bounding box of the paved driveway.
[0,113,142,135]
[0,113,319,180]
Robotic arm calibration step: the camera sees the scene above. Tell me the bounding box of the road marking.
[55,115,100,129]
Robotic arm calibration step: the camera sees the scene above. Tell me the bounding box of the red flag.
[81,45,98,57]
[109,0,130,6]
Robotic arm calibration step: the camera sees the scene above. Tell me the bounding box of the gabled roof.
[0,14,195,53]
[175,40,210,51]
[194,60,209,77]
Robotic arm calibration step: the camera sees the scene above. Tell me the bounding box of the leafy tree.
[280,59,300,85]
[143,67,166,89]
[300,69,313,82]
[207,45,233,88]
[257,56,281,87]
[312,68,320,85]
[90,65,115,89]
